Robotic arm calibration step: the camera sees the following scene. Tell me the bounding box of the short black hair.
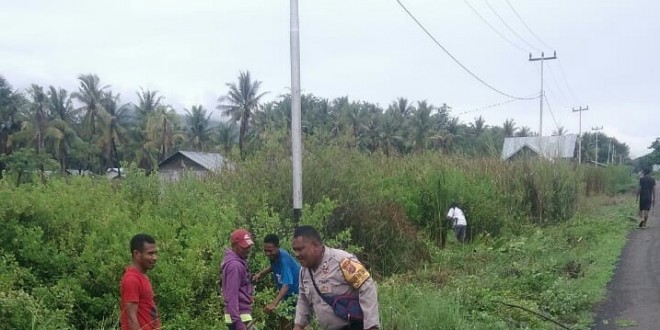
[293,225,322,243]
[130,233,156,254]
[263,234,280,246]
[643,168,652,175]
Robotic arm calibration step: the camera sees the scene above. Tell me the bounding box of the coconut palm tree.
[517,126,532,137]
[184,105,212,151]
[345,103,367,142]
[358,114,380,153]
[98,91,130,172]
[47,86,75,123]
[25,84,50,157]
[387,97,414,118]
[433,103,451,129]
[71,74,108,139]
[135,88,163,124]
[11,85,64,177]
[141,105,184,167]
[0,76,24,157]
[47,86,80,172]
[250,101,290,146]
[303,96,331,135]
[410,101,435,152]
[214,121,238,155]
[379,112,404,156]
[552,126,567,136]
[217,71,268,157]
[503,118,517,137]
[471,116,487,136]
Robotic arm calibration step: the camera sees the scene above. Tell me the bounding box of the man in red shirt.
[121,233,161,330]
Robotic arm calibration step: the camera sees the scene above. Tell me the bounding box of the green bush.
[0,145,633,328]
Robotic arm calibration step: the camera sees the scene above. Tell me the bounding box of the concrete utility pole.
[529,51,557,140]
[607,137,613,165]
[290,0,303,224]
[572,106,589,164]
[592,126,603,165]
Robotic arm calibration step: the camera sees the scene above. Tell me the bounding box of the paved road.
[593,183,659,330]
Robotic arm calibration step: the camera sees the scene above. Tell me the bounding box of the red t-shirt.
[120,266,161,330]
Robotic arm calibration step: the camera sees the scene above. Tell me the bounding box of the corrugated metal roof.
[176,151,226,171]
[501,135,577,160]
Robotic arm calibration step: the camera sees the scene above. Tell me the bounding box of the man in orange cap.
[221,229,255,330]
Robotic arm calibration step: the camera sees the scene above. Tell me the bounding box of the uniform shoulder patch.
[339,257,370,289]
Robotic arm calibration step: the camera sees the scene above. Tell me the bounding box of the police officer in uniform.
[292,226,380,330]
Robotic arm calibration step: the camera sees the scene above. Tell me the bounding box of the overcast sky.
[1,0,658,157]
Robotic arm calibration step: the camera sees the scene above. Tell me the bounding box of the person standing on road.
[221,229,255,330]
[637,168,656,228]
[447,202,468,243]
[292,225,380,330]
[252,234,301,329]
[120,233,161,330]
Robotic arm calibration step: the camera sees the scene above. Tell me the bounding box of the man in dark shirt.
[637,168,656,228]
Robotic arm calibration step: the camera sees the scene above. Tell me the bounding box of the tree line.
[0,71,631,177]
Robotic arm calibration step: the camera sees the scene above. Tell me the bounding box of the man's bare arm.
[266,285,290,312]
[125,302,140,330]
[653,185,656,204]
[252,266,272,282]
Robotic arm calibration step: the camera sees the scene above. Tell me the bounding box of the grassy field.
[377,196,635,330]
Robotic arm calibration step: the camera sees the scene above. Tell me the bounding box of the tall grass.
[377,197,635,329]
[210,146,632,275]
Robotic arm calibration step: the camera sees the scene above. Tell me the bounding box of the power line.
[545,68,570,107]
[500,1,583,106]
[395,0,538,100]
[557,59,582,104]
[484,0,541,52]
[500,0,583,106]
[463,0,527,53]
[505,0,554,50]
[454,93,537,116]
[543,93,561,131]
[531,59,569,108]
[545,88,567,109]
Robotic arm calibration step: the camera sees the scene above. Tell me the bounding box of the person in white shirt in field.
[447,202,467,243]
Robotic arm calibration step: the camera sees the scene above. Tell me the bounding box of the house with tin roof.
[501,135,577,161]
[158,151,229,181]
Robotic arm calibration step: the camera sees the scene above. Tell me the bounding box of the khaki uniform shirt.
[294,247,380,330]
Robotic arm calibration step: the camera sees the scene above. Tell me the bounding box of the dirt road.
[593,183,658,329]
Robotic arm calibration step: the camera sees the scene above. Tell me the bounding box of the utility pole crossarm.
[529,50,557,62]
